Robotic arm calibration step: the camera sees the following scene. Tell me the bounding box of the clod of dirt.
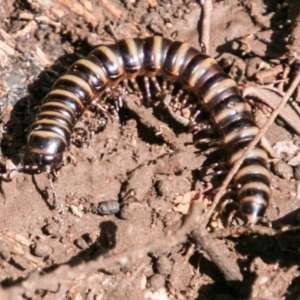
[30,241,53,258]
[155,255,172,275]
[0,241,11,261]
[168,254,195,292]
[273,161,294,179]
[273,140,299,157]
[155,179,171,197]
[147,273,166,290]
[294,165,300,180]
[42,222,60,237]
[245,57,265,78]
[218,53,246,82]
[74,237,89,250]
[120,163,156,202]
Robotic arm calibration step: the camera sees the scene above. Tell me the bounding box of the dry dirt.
[0,0,300,299]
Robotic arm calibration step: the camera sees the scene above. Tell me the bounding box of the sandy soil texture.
[1,0,300,299]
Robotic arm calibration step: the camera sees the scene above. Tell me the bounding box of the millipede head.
[29,152,63,169]
[26,130,67,170]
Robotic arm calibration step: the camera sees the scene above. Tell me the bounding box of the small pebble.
[98,200,120,216]
[156,256,172,275]
[69,205,83,217]
[245,57,263,78]
[273,161,293,179]
[74,237,89,250]
[294,165,300,180]
[0,241,11,261]
[43,223,60,236]
[147,274,166,290]
[30,241,52,258]
[155,180,171,197]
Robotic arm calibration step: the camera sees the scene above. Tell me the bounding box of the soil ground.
[1,0,300,299]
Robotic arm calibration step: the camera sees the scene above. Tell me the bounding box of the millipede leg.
[46,166,58,209]
[187,109,202,132]
[122,80,132,93]
[168,82,175,95]
[143,76,152,102]
[150,76,161,93]
[90,100,115,121]
[129,78,143,99]
[162,80,168,94]
[180,94,189,107]
[173,89,184,104]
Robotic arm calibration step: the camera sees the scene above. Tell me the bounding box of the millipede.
[25,36,271,224]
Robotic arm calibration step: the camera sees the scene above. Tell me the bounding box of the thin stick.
[201,67,300,226]
[199,0,213,54]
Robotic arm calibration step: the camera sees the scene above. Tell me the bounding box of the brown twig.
[147,0,157,8]
[277,64,290,90]
[201,66,300,226]
[211,225,277,239]
[191,227,243,281]
[198,0,213,54]
[99,0,125,19]
[57,0,99,26]
[186,187,242,282]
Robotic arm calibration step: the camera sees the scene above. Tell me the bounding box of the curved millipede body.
[27,36,271,223]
